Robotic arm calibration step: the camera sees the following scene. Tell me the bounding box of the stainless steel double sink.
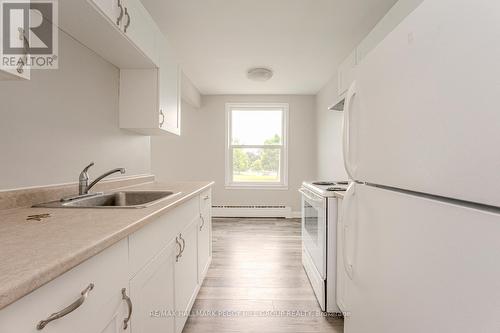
[34,191,180,209]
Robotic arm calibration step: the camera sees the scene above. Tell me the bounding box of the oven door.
[300,187,327,279]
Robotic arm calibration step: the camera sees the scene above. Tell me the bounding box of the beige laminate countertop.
[0,181,214,310]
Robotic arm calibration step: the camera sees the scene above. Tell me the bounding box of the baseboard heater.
[212,205,296,218]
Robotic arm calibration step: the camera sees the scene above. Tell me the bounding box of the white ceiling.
[141,0,398,95]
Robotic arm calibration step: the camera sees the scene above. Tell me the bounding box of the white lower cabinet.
[0,239,130,333]
[174,217,199,333]
[197,190,212,282]
[129,240,176,333]
[0,189,213,333]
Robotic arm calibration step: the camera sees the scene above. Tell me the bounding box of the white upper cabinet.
[119,32,181,136]
[56,0,158,68]
[1,0,162,79]
[0,7,31,80]
[92,0,122,25]
[119,0,159,66]
[337,50,357,98]
[158,35,181,135]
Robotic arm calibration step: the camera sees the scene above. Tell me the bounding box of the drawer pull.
[36,283,94,330]
[203,195,209,201]
[199,214,205,231]
[121,288,133,330]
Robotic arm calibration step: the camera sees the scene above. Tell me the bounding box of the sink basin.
[34,191,179,209]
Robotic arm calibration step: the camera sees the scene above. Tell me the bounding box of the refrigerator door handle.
[342,183,356,280]
[343,81,357,180]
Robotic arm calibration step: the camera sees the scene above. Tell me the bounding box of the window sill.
[225,184,289,191]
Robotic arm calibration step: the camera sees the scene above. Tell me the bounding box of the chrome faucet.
[79,162,126,195]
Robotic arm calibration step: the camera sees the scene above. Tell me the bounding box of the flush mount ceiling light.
[247,67,274,82]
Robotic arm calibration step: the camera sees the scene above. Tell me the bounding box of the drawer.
[128,197,199,278]
[0,239,129,333]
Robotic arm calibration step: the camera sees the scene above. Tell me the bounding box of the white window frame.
[225,103,289,190]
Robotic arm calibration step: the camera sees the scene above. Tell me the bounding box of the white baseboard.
[213,205,301,219]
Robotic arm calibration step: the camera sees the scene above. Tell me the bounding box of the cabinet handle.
[159,109,165,128]
[121,288,133,330]
[17,54,25,73]
[116,0,124,26]
[175,236,182,262]
[36,283,94,330]
[124,7,131,33]
[199,214,205,231]
[179,234,186,254]
[17,27,28,74]
[203,195,209,201]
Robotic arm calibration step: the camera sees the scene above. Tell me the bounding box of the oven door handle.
[299,188,323,204]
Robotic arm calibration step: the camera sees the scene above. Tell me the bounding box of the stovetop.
[302,180,349,198]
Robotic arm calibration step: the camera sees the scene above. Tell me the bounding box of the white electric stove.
[299,181,348,313]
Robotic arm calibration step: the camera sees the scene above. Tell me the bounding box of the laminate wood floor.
[182,218,344,333]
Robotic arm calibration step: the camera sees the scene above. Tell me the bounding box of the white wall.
[152,95,316,212]
[0,31,151,190]
[315,76,348,181]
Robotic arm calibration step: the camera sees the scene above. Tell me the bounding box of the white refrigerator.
[339,0,500,332]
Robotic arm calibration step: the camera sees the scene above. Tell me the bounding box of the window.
[225,103,288,189]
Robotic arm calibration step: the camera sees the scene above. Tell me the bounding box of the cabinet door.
[91,0,122,27]
[122,0,159,66]
[197,191,212,282]
[174,218,199,333]
[129,240,176,333]
[119,69,159,133]
[158,35,181,135]
[0,4,30,80]
[98,293,130,333]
